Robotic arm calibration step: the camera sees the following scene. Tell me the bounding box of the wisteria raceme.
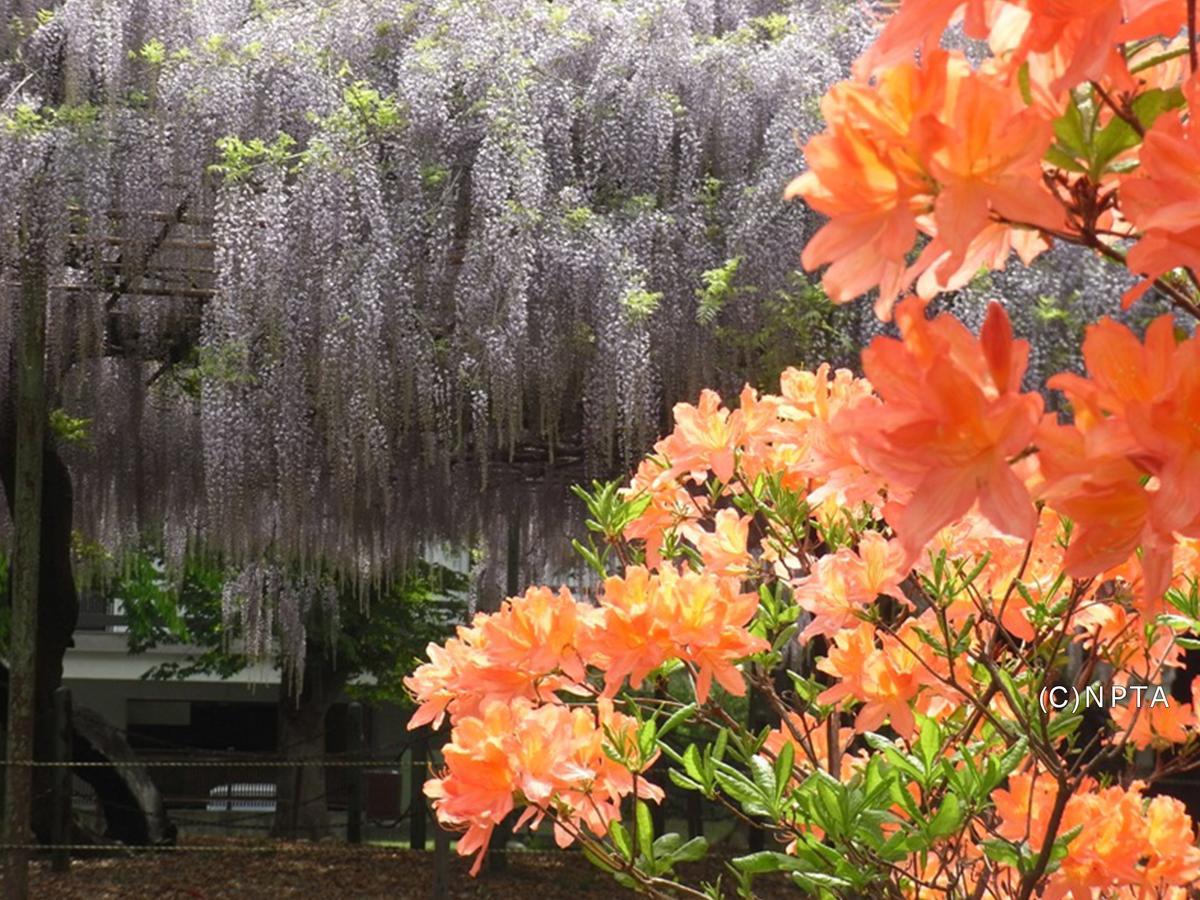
[221,561,337,695]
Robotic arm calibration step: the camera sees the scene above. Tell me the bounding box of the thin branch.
[1,73,34,111]
[1015,768,1072,900]
[1091,81,1143,138]
[1190,0,1198,72]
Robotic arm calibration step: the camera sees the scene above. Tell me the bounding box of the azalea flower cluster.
[993,774,1200,898]
[410,298,1200,892]
[405,574,764,871]
[787,0,1200,319]
[607,302,1200,893]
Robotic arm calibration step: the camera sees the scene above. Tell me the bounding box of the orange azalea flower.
[1017,0,1127,93]
[910,56,1059,281]
[425,701,519,873]
[622,456,705,568]
[405,638,481,730]
[785,61,934,315]
[657,389,742,484]
[855,0,993,76]
[1122,75,1200,306]
[695,508,753,578]
[589,564,766,703]
[859,1,1179,91]
[515,697,664,848]
[404,586,598,729]
[427,698,660,874]
[1142,793,1200,888]
[1111,689,1196,750]
[1042,315,1200,602]
[1036,416,1169,601]
[839,297,1043,558]
[474,586,596,684]
[817,619,948,738]
[992,774,1200,897]
[791,51,1058,318]
[795,532,909,639]
[784,364,886,508]
[913,221,1049,299]
[925,508,1068,642]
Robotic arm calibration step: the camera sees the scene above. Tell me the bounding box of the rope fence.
[3,758,414,767]
[0,688,454,886]
[0,687,728,900]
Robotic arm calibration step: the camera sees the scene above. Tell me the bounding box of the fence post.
[346,703,363,844]
[409,732,428,850]
[223,782,235,835]
[686,792,703,840]
[486,515,522,874]
[51,688,72,872]
[0,720,5,834]
[433,821,451,900]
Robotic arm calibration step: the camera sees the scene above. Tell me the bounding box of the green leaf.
[668,836,708,864]
[888,777,922,821]
[1050,824,1084,865]
[1091,117,1139,176]
[773,742,795,803]
[1017,62,1033,105]
[815,777,844,835]
[732,851,800,875]
[1046,713,1083,741]
[582,842,617,874]
[981,839,1023,869]
[1044,144,1087,173]
[1132,87,1184,129]
[715,769,771,816]
[748,755,778,806]
[713,729,729,762]
[916,715,941,770]
[653,832,682,858]
[994,738,1029,785]
[927,793,962,839]
[638,718,658,762]
[683,744,705,784]
[636,800,655,860]
[669,769,702,791]
[610,820,632,861]
[658,703,696,740]
[793,872,853,891]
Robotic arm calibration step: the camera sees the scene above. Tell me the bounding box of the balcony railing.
[76,591,127,632]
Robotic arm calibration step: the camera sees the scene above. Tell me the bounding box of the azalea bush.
[405,2,1200,897]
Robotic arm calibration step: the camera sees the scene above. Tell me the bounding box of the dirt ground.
[16,839,795,899]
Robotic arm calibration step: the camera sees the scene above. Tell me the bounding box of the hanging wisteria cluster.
[0,0,1176,620]
[220,561,337,695]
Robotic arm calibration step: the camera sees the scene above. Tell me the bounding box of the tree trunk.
[271,645,346,840]
[0,432,80,842]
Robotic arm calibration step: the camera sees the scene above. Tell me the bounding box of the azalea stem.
[1090,81,1143,137]
[1190,0,1198,72]
[1086,235,1200,320]
[1014,769,1071,900]
[997,211,1200,320]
